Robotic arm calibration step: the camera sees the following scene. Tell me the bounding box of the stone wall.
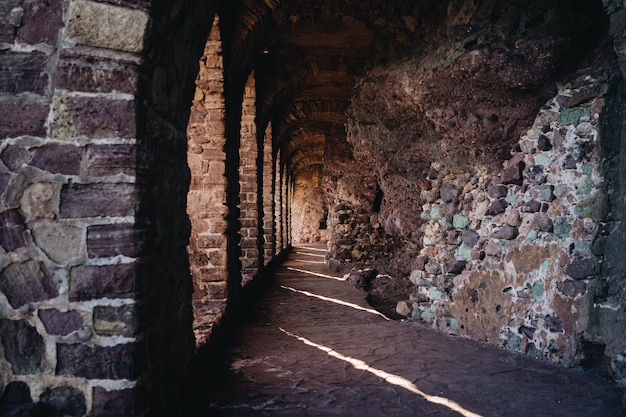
[291,166,327,244]
[0,0,220,415]
[338,0,626,383]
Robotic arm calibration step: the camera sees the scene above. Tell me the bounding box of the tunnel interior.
[1,0,626,416]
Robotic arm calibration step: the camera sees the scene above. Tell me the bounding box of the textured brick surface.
[17,0,64,45]
[87,144,136,177]
[65,0,148,53]
[56,58,139,94]
[69,263,136,301]
[92,387,135,417]
[39,386,87,417]
[30,144,86,175]
[0,102,48,138]
[56,342,140,380]
[0,209,27,252]
[87,223,143,257]
[0,319,48,375]
[0,260,58,308]
[0,51,49,95]
[93,304,137,337]
[60,183,137,218]
[38,309,83,336]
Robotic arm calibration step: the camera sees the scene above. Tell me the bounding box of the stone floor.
[191,245,625,417]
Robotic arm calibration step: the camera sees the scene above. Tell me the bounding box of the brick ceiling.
[222,0,445,179]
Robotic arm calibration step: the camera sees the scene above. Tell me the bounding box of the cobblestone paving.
[193,245,625,417]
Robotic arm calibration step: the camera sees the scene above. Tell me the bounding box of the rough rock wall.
[337,0,626,381]
[291,166,327,244]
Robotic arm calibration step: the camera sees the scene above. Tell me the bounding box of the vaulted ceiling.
[221,0,446,180]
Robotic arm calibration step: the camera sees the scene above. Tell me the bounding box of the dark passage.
[191,245,624,417]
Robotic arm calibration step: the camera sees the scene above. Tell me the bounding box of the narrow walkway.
[193,245,625,417]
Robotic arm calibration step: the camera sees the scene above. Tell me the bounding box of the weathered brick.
[0,102,48,139]
[0,51,49,95]
[0,209,27,252]
[32,221,83,264]
[93,304,137,337]
[87,223,144,258]
[0,0,21,43]
[39,386,86,417]
[60,183,137,218]
[56,342,140,380]
[0,145,31,172]
[69,263,136,301]
[30,144,86,175]
[87,144,136,177]
[56,96,136,139]
[92,387,135,417]
[16,0,63,45]
[0,173,10,196]
[65,0,148,54]
[56,58,139,94]
[0,319,49,375]
[38,309,83,336]
[0,260,58,308]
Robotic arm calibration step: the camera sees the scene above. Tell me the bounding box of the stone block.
[32,221,83,264]
[0,51,49,95]
[87,223,143,258]
[531,213,553,233]
[0,209,27,252]
[39,386,86,417]
[565,258,596,280]
[0,102,48,139]
[491,225,519,240]
[93,304,137,337]
[16,0,63,45]
[92,387,135,417]
[87,144,136,177]
[444,259,466,274]
[19,182,57,220]
[30,144,85,175]
[557,279,587,298]
[501,162,524,185]
[486,198,507,215]
[440,183,458,203]
[69,263,136,301]
[0,145,32,172]
[0,0,21,43]
[487,184,508,198]
[38,309,83,336]
[51,96,136,139]
[65,0,148,54]
[60,183,137,218]
[0,260,58,308]
[0,173,9,196]
[56,342,140,380]
[0,319,49,375]
[461,230,479,247]
[56,56,139,94]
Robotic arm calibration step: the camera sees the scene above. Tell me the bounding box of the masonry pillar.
[239,72,259,284]
[186,17,228,344]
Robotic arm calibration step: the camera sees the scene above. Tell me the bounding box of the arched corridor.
[1,1,626,416]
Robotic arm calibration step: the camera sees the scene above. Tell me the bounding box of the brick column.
[262,123,275,264]
[239,73,259,284]
[274,152,283,254]
[186,17,229,344]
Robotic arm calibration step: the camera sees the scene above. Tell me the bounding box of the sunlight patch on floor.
[286,266,344,280]
[281,285,390,320]
[279,328,484,417]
